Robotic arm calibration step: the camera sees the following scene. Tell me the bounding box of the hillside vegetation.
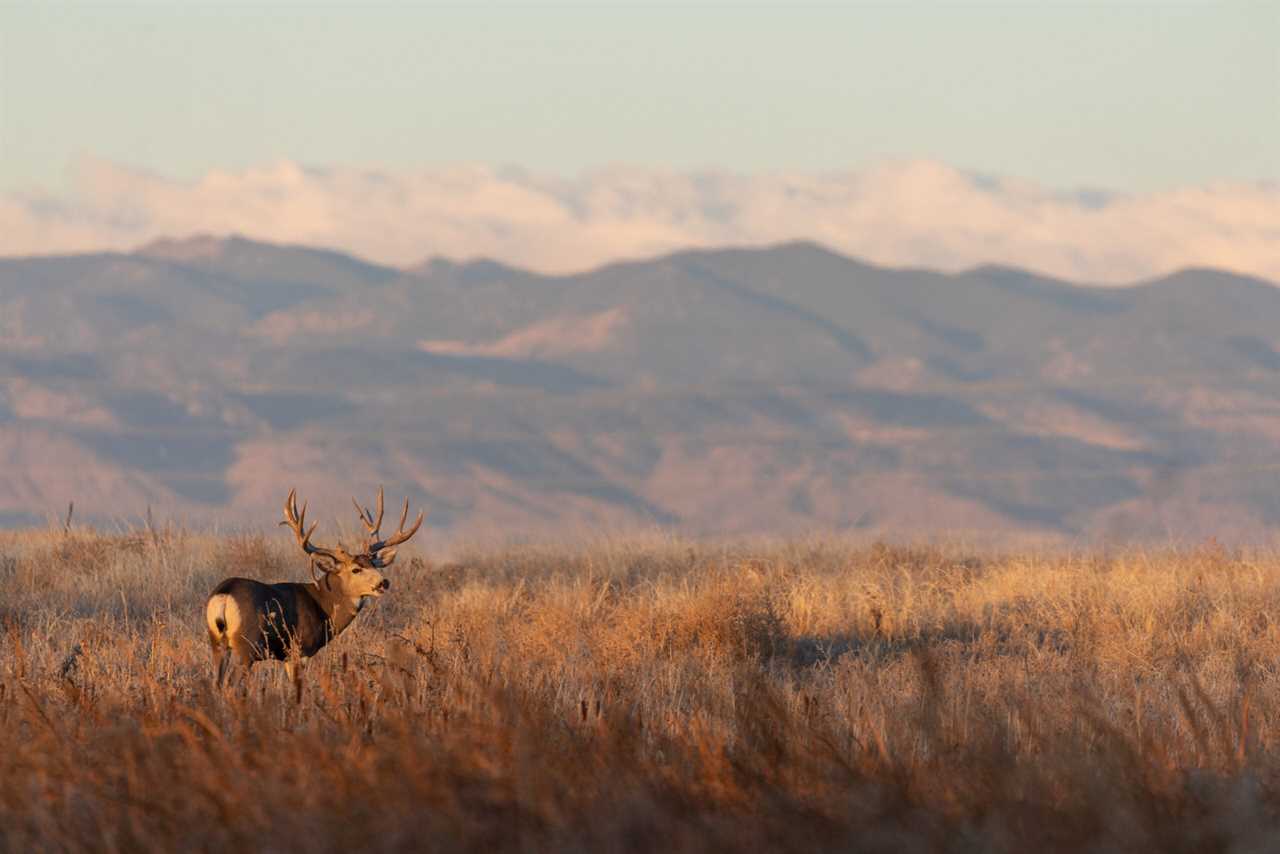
[6,238,1280,539]
[3,529,1280,850]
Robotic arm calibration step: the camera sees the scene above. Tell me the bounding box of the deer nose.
[378,578,390,591]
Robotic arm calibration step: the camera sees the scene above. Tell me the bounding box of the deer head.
[281,487,425,604]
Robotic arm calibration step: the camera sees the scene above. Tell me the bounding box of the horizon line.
[3,230,1275,293]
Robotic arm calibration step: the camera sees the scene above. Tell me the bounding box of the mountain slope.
[3,236,1280,542]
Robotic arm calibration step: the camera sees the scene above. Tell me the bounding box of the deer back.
[209,577,333,661]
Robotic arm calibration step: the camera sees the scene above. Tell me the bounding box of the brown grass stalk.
[2,532,1280,850]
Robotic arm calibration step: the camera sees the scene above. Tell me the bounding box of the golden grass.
[3,529,1280,851]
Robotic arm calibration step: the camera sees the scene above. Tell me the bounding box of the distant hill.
[4,235,1280,544]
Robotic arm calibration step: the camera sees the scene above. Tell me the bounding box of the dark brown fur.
[206,571,380,699]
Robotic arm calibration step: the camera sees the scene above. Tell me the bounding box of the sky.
[0,1,1277,281]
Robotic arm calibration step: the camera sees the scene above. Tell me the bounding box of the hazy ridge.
[3,235,1280,543]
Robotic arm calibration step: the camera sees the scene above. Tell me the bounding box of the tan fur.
[205,593,240,640]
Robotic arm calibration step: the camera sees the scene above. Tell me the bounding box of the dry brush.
[3,528,1280,851]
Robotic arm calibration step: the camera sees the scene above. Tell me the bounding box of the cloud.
[1,157,1277,285]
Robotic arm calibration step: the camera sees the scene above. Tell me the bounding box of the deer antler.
[352,487,425,568]
[281,489,351,580]
[353,488,385,541]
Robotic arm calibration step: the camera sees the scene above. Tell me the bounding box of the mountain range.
[4,235,1280,545]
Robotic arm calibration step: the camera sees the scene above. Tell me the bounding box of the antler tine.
[367,495,426,566]
[352,487,386,539]
[373,512,426,553]
[281,488,345,566]
[396,496,409,532]
[352,496,372,530]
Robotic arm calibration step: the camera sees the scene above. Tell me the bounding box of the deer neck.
[306,581,364,636]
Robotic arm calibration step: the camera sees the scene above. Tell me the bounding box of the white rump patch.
[205,593,241,639]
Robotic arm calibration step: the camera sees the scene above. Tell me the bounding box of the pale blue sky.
[0,1,1276,194]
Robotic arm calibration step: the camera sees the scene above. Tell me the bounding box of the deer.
[204,487,424,700]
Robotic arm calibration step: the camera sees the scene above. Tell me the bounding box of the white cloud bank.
[2,158,1277,285]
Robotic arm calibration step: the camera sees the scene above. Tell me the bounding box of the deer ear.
[310,555,342,583]
[373,548,397,568]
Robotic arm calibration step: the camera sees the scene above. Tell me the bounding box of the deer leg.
[215,648,231,690]
[285,656,305,705]
[210,637,232,690]
[218,638,254,695]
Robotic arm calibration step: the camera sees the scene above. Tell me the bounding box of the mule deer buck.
[205,488,424,700]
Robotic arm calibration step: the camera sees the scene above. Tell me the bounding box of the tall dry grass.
[3,528,1280,851]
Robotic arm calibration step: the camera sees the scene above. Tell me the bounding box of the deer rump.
[206,578,335,662]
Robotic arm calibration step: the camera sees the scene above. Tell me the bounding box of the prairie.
[3,527,1280,851]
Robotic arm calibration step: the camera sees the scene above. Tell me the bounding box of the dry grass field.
[4,527,1280,851]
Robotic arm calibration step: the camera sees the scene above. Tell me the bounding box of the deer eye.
[351,567,363,574]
